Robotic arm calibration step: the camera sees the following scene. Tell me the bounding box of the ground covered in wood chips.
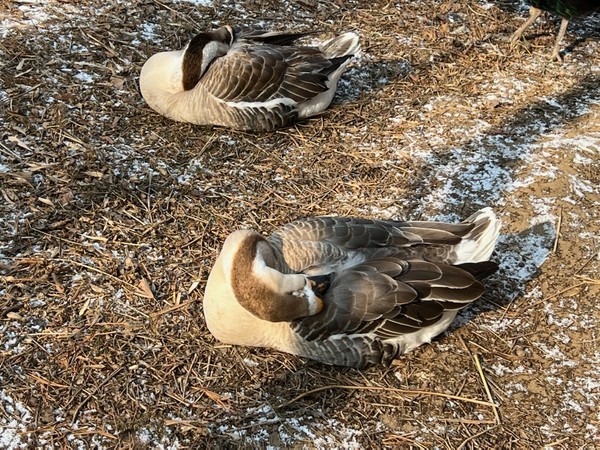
[1,0,599,448]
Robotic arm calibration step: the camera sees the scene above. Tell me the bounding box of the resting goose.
[139,25,360,131]
[203,208,501,368]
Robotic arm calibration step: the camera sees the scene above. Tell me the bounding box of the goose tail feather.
[319,32,360,58]
[454,207,501,264]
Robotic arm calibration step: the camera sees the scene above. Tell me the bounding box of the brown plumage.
[139,26,360,131]
[203,208,501,368]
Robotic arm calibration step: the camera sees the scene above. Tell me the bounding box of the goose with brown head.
[181,26,234,90]
[225,230,324,322]
[203,209,502,368]
[140,25,360,130]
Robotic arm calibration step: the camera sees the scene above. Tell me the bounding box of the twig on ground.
[71,366,125,424]
[552,206,562,253]
[279,384,497,410]
[473,353,500,425]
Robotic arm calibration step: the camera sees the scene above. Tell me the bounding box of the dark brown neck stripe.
[230,235,309,322]
[182,27,233,91]
[182,33,210,91]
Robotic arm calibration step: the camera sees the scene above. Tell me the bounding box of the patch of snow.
[543,303,574,328]
[491,363,528,377]
[242,358,259,367]
[497,222,554,288]
[140,22,159,41]
[1,2,51,37]
[573,153,594,164]
[535,343,577,367]
[0,390,33,449]
[569,175,595,197]
[2,330,25,354]
[74,71,94,83]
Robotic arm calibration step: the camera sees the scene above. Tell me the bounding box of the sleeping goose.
[139,25,360,131]
[203,208,501,368]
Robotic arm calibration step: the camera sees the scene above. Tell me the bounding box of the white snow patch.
[140,22,159,41]
[569,175,595,197]
[491,363,528,377]
[1,2,51,37]
[74,71,94,83]
[0,390,33,449]
[242,358,259,367]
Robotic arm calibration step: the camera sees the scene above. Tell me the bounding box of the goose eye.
[307,274,331,298]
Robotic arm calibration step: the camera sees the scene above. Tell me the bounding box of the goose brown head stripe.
[229,234,311,322]
[182,27,234,91]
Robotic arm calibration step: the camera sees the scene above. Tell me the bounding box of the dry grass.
[1,0,599,448]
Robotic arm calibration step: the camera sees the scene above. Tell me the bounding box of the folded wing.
[268,216,482,273]
[292,256,497,342]
[200,37,350,107]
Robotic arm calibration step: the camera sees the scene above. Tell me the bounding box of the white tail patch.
[454,207,501,264]
[298,33,360,118]
[224,97,296,110]
[319,32,361,58]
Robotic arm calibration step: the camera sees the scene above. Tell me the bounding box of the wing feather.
[292,256,496,341]
[268,217,479,273]
[201,49,286,102]
[199,42,340,107]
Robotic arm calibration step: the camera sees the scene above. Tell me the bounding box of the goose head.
[205,230,324,324]
[139,26,235,116]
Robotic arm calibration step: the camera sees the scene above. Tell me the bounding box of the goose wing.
[198,42,348,124]
[267,216,481,274]
[292,256,497,342]
[232,27,312,46]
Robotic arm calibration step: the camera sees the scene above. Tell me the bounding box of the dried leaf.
[79,298,91,316]
[110,76,124,89]
[83,171,104,178]
[38,197,55,207]
[138,278,155,300]
[188,280,200,294]
[7,135,32,151]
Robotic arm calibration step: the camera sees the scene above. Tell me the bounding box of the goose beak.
[307,274,331,299]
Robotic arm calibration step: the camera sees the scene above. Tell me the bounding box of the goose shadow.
[562,14,600,52]
[209,71,599,370]
[451,221,555,331]
[410,72,599,328]
[334,59,412,103]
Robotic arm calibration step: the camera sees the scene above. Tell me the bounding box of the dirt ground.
[1,0,599,448]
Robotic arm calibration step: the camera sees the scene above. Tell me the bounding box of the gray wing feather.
[197,43,346,130]
[268,217,477,272]
[232,27,312,46]
[201,48,286,102]
[292,257,487,341]
[273,212,497,368]
[294,333,399,368]
[201,44,339,105]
